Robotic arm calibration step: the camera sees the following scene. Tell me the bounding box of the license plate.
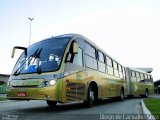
[17,92,26,97]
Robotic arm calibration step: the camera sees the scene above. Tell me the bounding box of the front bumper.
[7,86,57,101]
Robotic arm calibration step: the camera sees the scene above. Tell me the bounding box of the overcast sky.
[1,0,160,80]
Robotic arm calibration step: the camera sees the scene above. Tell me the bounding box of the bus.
[7,34,153,107]
[125,67,154,97]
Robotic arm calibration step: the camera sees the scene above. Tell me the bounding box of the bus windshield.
[12,37,70,75]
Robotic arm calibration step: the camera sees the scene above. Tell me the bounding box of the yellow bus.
[125,67,154,97]
[7,34,128,107]
[7,34,154,107]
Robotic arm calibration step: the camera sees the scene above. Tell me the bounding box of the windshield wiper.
[13,48,42,75]
[33,48,42,74]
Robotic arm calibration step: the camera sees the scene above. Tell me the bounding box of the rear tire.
[144,89,149,98]
[46,101,57,107]
[119,89,124,101]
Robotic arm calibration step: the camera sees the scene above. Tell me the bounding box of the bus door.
[63,41,86,102]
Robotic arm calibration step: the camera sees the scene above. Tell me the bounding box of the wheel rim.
[121,92,124,100]
[90,91,94,101]
[120,90,124,100]
[145,91,148,97]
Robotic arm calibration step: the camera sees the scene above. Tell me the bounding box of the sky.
[0,0,160,81]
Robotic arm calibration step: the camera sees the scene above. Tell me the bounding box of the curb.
[141,99,155,120]
[0,100,18,103]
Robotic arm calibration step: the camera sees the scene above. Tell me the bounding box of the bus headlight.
[49,80,56,86]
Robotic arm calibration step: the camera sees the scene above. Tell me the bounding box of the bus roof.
[126,67,151,75]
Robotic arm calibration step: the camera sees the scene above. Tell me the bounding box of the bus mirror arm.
[11,46,27,58]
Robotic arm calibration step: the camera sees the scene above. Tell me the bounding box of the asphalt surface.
[0,97,145,120]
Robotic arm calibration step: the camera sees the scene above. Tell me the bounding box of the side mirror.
[72,41,78,54]
[11,46,27,58]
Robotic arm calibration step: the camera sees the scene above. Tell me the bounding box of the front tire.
[46,101,57,107]
[84,86,94,108]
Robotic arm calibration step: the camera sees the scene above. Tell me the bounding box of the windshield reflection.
[12,37,70,75]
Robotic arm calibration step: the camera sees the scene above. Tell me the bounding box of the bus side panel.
[62,67,87,103]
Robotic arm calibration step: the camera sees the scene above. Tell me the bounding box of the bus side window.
[113,61,119,77]
[73,48,83,66]
[131,71,136,82]
[131,71,135,77]
[106,56,114,75]
[85,42,97,70]
[144,74,148,83]
[98,51,105,62]
[136,72,140,82]
[140,73,144,82]
[98,51,105,73]
[122,67,126,80]
[147,75,150,83]
[118,64,123,79]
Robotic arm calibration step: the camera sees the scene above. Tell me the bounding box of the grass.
[144,98,160,119]
[0,97,7,101]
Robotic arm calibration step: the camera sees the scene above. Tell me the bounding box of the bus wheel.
[84,86,94,108]
[144,89,149,98]
[119,89,124,101]
[46,101,57,107]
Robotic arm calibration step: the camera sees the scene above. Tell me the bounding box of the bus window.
[73,48,83,66]
[136,72,140,78]
[131,71,136,77]
[113,61,119,77]
[144,74,148,79]
[140,73,144,79]
[122,67,126,80]
[98,51,105,63]
[113,61,118,69]
[122,67,125,74]
[140,73,144,82]
[136,72,140,82]
[85,42,96,58]
[118,64,122,72]
[118,64,123,79]
[147,75,151,83]
[106,56,113,75]
[98,51,105,73]
[106,56,112,67]
[85,42,97,70]
[131,71,136,82]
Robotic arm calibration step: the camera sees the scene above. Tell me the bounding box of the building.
[154,80,160,94]
[0,74,10,84]
[0,74,10,94]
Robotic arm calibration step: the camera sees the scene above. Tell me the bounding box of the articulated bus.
[7,34,154,107]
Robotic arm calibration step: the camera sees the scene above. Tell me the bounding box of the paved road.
[0,98,144,120]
